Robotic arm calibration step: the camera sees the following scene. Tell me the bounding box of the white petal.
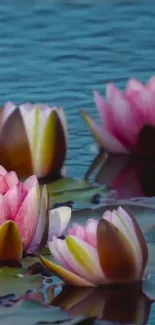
[0,165,7,176]
[2,102,17,125]
[48,206,71,241]
[20,105,53,174]
[56,107,68,145]
[23,175,39,191]
[48,238,70,269]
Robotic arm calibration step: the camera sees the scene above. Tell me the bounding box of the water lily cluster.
[0,76,153,287]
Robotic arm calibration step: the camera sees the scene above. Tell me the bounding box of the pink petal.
[129,89,155,126]
[85,219,98,248]
[5,171,19,188]
[23,175,38,192]
[94,91,114,133]
[27,185,49,253]
[106,84,144,148]
[0,175,9,194]
[81,111,129,153]
[0,194,10,225]
[68,223,86,240]
[125,79,145,96]
[15,186,40,251]
[147,76,155,91]
[0,165,7,176]
[4,185,23,218]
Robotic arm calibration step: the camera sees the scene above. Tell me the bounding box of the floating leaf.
[0,268,41,297]
[48,178,90,193]
[21,256,39,269]
[48,177,108,206]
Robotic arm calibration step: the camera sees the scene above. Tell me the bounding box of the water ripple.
[0,1,155,178]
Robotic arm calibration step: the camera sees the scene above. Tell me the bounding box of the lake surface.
[1,1,155,324]
[1,0,155,179]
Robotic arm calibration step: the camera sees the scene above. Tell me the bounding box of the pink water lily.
[0,165,71,262]
[40,206,148,287]
[81,76,155,154]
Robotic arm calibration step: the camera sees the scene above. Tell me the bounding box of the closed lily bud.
[0,102,67,178]
[40,206,148,286]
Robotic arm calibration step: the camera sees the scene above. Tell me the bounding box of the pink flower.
[81,76,155,154]
[40,206,148,287]
[0,165,71,262]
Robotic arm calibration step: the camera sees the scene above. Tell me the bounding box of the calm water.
[1,0,155,323]
[1,0,155,179]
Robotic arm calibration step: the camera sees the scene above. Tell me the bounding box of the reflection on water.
[85,152,155,201]
[52,283,153,324]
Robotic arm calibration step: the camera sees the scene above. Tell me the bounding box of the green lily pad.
[48,177,108,206]
[21,256,40,269]
[0,299,93,325]
[0,268,42,296]
[49,178,90,193]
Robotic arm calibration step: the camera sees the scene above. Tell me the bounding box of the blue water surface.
[0,1,155,323]
[1,0,155,179]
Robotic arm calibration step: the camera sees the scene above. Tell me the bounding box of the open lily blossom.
[0,102,67,178]
[81,76,155,155]
[40,206,148,287]
[0,165,72,262]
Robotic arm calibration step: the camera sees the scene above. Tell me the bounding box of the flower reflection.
[85,152,155,199]
[52,284,153,325]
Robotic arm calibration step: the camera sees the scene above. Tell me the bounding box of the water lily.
[0,165,71,263]
[0,102,67,178]
[81,76,155,155]
[40,206,148,287]
[52,284,152,325]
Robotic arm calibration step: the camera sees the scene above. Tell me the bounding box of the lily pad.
[0,268,42,297]
[21,256,40,269]
[48,177,108,206]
